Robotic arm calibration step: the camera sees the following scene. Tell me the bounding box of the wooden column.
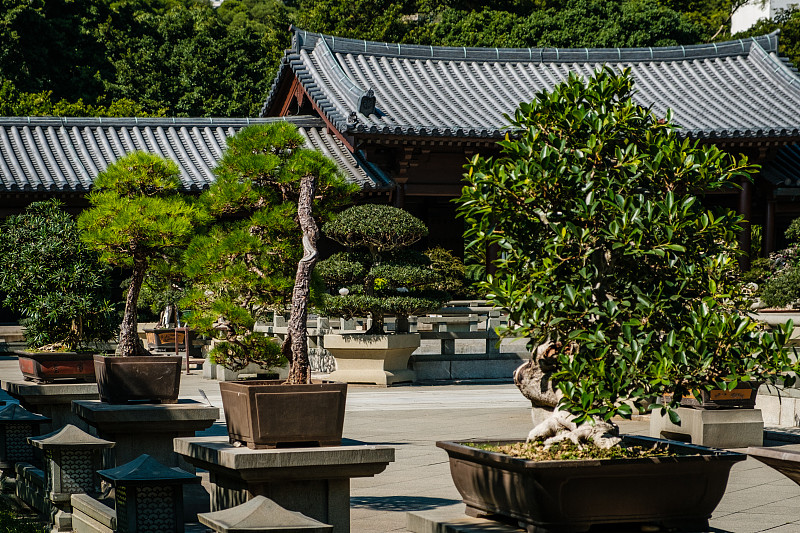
[765,198,776,255]
[739,178,753,270]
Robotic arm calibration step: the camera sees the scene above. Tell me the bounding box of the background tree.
[458,68,798,446]
[0,200,117,350]
[77,152,205,356]
[182,123,355,383]
[317,204,449,334]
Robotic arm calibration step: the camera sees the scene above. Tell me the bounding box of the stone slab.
[73,400,219,471]
[70,494,116,533]
[175,437,394,533]
[407,508,523,533]
[2,380,97,432]
[650,407,764,448]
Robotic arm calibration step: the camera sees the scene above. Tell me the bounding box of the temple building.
[262,28,800,264]
[2,29,800,265]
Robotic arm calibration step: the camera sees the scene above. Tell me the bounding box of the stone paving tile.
[7,356,800,532]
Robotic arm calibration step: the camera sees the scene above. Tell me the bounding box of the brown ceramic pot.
[437,435,745,533]
[16,351,96,383]
[93,354,182,404]
[219,380,347,449]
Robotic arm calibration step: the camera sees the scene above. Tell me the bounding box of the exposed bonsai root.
[527,409,621,449]
[513,343,561,409]
[516,342,621,449]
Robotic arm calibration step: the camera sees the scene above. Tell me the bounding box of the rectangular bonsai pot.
[93,354,182,404]
[219,380,347,449]
[437,435,745,532]
[16,351,96,383]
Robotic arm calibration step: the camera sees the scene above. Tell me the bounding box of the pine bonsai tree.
[77,152,205,356]
[317,204,449,334]
[0,199,117,350]
[458,68,799,447]
[182,123,355,384]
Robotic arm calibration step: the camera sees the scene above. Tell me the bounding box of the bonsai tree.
[458,68,799,448]
[0,199,117,350]
[182,123,355,383]
[77,152,205,356]
[317,204,449,334]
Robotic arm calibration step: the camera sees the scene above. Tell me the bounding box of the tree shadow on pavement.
[349,496,460,512]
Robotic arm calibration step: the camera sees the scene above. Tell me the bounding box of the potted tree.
[77,152,205,403]
[317,204,449,385]
[0,200,117,382]
[182,122,355,448]
[443,68,800,532]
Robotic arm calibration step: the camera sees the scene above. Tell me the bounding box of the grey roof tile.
[263,29,800,140]
[0,116,392,194]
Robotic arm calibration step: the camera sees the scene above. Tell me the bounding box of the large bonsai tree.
[182,123,355,384]
[77,152,205,356]
[458,68,799,447]
[0,199,117,350]
[317,204,448,334]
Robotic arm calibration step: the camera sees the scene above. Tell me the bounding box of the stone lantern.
[28,424,114,531]
[28,424,114,502]
[97,454,199,533]
[0,403,50,473]
[198,495,333,532]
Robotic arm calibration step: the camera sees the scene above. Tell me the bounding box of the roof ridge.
[291,26,781,63]
[0,116,326,127]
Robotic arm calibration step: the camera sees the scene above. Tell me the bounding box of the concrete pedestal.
[325,333,418,386]
[650,407,764,448]
[1,380,97,433]
[72,400,218,471]
[174,436,394,533]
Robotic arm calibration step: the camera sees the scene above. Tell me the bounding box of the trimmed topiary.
[318,204,448,334]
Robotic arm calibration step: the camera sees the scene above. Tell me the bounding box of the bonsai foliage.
[78,152,205,356]
[182,123,355,382]
[318,204,449,334]
[758,217,800,308]
[0,200,116,350]
[458,68,798,432]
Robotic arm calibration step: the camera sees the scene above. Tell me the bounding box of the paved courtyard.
[2,355,800,532]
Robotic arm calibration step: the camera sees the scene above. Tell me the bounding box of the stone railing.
[253,301,530,381]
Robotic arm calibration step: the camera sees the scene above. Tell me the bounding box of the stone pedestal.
[325,333,419,386]
[2,380,97,433]
[174,436,394,533]
[72,400,219,471]
[650,407,764,448]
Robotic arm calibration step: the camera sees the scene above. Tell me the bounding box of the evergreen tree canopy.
[182,122,356,372]
[458,68,799,425]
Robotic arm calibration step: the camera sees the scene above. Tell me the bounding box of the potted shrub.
[446,68,800,531]
[0,200,117,382]
[182,122,355,448]
[77,152,205,403]
[317,204,449,385]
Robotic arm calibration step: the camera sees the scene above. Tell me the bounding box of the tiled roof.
[0,116,392,193]
[263,29,800,141]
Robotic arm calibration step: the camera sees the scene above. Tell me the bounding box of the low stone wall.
[70,493,116,533]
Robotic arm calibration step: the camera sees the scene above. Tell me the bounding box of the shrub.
[0,200,116,350]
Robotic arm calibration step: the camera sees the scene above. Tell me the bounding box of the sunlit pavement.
[2,355,800,532]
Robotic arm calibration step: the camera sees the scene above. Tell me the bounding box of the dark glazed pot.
[93,354,182,404]
[437,435,745,533]
[219,380,347,449]
[16,351,96,383]
[663,381,760,409]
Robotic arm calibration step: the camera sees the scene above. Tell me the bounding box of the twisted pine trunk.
[117,256,150,356]
[284,174,319,384]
